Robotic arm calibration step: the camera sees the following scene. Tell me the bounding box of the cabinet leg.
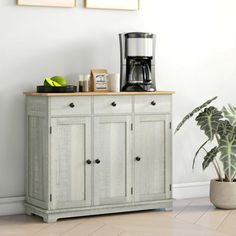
[43,215,58,223]
[164,207,173,211]
[25,208,33,216]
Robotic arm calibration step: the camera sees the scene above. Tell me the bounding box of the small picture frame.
[91,69,108,92]
[17,0,76,8]
[85,0,139,11]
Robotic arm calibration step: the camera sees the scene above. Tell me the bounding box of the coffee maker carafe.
[128,59,152,91]
[119,32,156,92]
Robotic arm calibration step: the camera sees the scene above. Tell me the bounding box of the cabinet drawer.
[94,96,132,114]
[134,95,171,113]
[50,97,92,116]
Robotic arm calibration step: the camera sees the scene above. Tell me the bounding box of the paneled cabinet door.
[50,117,92,210]
[94,116,132,206]
[134,115,171,202]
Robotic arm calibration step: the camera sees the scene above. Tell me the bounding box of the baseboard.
[0,183,209,216]
[173,181,210,199]
[0,196,25,216]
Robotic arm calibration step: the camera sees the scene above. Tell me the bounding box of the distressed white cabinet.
[24,91,174,223]
[93,116,132,206]
[134,114,171,202]
[50,117,92,209]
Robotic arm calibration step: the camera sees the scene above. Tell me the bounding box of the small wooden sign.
[91,69,108,92]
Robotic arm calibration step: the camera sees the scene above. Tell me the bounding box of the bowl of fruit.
[37,76,77,93]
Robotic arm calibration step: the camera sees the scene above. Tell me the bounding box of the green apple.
[50,76,67,86]
[44,78,62,87]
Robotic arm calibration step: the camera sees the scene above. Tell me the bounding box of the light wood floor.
[0,198,235,236]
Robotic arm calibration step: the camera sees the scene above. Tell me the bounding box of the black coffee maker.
[119,32,156,92]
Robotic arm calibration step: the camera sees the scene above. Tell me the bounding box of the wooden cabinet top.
[24,91,175,97]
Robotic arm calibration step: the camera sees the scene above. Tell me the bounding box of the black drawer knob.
[95,159,101,164]
[69,102,75,108]
[111,102,117,107]
[86,159,92,165]
[135,156,141,162]
[151,101,156,106]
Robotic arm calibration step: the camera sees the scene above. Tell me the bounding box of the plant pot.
[210,179,236,209]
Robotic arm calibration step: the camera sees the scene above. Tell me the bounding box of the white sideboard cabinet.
[24,91,174,223]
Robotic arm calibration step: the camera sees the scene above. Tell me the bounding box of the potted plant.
[175,96,236,209]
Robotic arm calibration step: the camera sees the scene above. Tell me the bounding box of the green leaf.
[218,135,236,181]
[218,120,236,139]
[223,105,236,127]
[202,147,219,170]
[192,139,209,169]
[175,96,217,133]
[195,106,223,140]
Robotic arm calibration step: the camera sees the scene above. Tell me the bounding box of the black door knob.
[111,102,117,107]
[69,102,75,108]
[135,156,141,161]
[95,159,101,164]
[151,101,156,106]
[86,160,92,165]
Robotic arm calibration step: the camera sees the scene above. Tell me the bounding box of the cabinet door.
[50,117,91,209]
[134,115,171,202]
[94,116,132,206]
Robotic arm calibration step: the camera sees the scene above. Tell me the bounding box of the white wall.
[0,0,236,206]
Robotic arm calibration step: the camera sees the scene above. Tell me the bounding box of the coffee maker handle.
[142,64,151,83]
[142,65,147,83]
